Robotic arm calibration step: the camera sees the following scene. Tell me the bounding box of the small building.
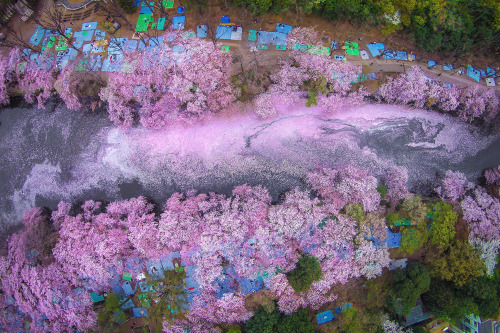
[389,258,408,271]
[450,314,500,333]
[317,310,334,325]
[402,299,432,327]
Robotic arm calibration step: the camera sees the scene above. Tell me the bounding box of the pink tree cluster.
[100,29,236,128]
[307,165,381,212]
[435,170,471,201]
[461,188,500,241]
[0,48,21,106]
[0,208,96,332]
[384,165,410,203]
[1,180,396,329]
[378,66,500,123]
[484,165,500,186]
[17,62,57,109]
[255,51,365,118]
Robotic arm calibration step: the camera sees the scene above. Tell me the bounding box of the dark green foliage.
[286,254,322,293]
[386,213,400,226]
[377,185,387,198]
[388,262,430,316]
[118,0,136,14]
[245,304,313,333]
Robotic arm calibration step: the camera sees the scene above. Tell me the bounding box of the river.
[1,100,499,229]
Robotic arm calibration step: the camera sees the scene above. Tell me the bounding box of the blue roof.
[132,307,148,317]
[197,25,207,38]
[239,278,263,295]
[317,310,334,324]
[173,16,185,29]
[276,23,292,34]
[366,42,384,57]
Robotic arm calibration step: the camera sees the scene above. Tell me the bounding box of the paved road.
[219,38,498,90]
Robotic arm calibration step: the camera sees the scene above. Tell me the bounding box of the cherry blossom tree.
[307,165,381,212]
[435,170,471,201]
[101,29,236,128]
[384,165,410,203]
[470,238,500,276]
[0,48,20,105]
[461,188,500,241]
[17,62,56,109]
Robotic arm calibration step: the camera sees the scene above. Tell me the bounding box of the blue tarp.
[366,42,384,57]
[121,281,136,296]
[29,26,45,46]
[467,65,481,82]
[276,23,292,34]
[120,298,135,310]
[443,64,453,71]
[82,21,98,31]
[334,55,346,61]
[367,72,378,80]
[331,41,337,50]
[216,26,233,39]
[146,259,165,280]
[383,50,408,60]
[257,31,287,45]
[101,54,123,72]
[185,277,200,291]
[149,36,163,46]
[139,281,149,292]
[95,29,105,40]
[125,39,138,53]
[88,54,103,71]
[140,6,152,14]
[197,25,207,38]
[82,43,93,52]
[221,15,230,23]
[173,16,185,29]
[108,37,128,55]
[138,38,148,51]
[239,278,263,295]
[428,60,437,68]
[132,307,148,317]
[177,6,185,13]
[214,276,238,299]
[161,255,175,271]
[385,228,401,248]
[317,310,334,324]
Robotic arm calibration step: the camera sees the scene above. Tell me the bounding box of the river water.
[1,100,499,229]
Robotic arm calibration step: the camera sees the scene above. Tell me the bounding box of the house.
[402,299,432,327]
[450,315,500,333]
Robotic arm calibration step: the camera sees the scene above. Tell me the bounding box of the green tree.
[117,0,136,14]
[245,304,313,333]
[399,225,429,255]
[278,308,314,333]
[286,254,322,293]
[426,240,484,288]
[345,203,366,223]
[400,195,428,226]
[429,202,457,249]
[388,262,430,315]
